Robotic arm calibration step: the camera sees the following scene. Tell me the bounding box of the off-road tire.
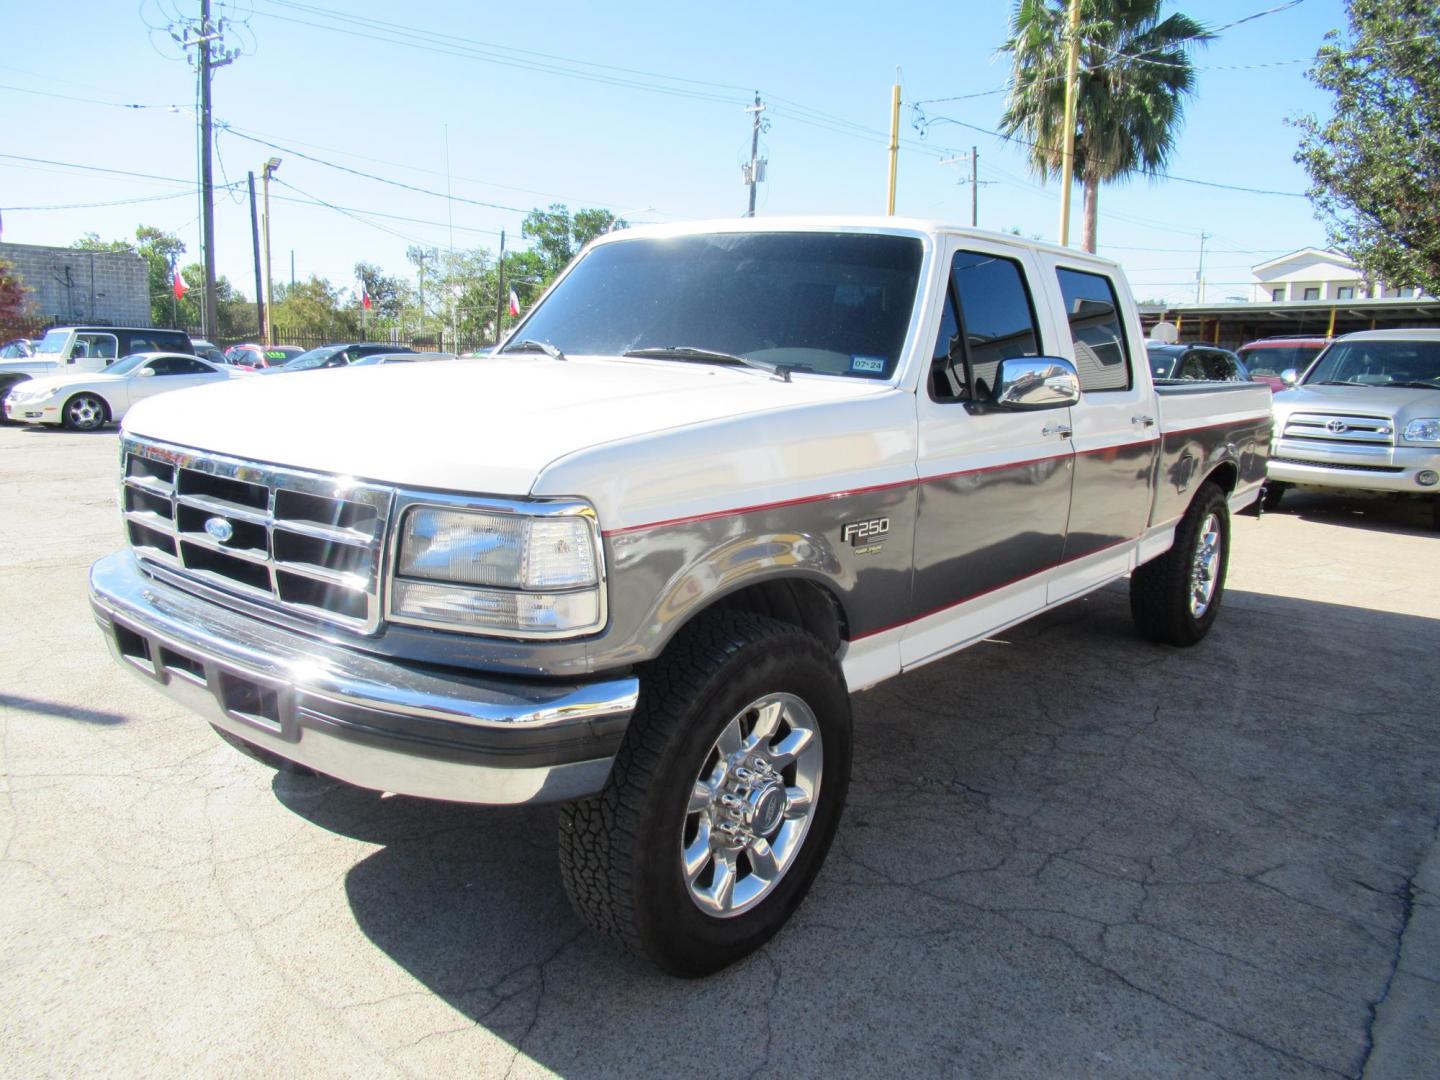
[1131,481,1230,646]
[557,612,852,977]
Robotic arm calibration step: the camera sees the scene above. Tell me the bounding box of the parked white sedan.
[2,352,244,430]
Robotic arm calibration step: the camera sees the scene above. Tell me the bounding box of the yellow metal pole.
[1176,313,1183,336]
[887,81,901,215]
[1327,306,1337,337]
[1057,0,1081,245]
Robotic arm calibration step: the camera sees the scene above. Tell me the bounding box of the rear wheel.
[1131,481,1230,646]
[62,393,107,431]
[558,612,852,976]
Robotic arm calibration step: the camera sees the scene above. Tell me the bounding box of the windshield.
[34,329,69,356]
[1303,340,1440,387]
[511,232,924,379]
[105,354,154,376]
[283,345,346,371]
[1239,345,1323,378]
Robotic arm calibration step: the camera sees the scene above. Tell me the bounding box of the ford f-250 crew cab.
[89,219,1271,975]
[1264,329,1440,527]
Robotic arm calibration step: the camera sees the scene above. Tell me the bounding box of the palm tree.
[999,0,1212,252]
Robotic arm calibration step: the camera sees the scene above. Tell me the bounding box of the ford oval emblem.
[204,516,235,543]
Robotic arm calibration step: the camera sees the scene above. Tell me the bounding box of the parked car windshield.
[1303,340,1440,388]
[511,232,925,379]
[1239,345,1324,378]
[282,345,347,371]
[34,329,70,357]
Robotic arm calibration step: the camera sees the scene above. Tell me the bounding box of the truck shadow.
[1269,489,1438,535]
[272,587,1440,1076]
[0,691,129,726]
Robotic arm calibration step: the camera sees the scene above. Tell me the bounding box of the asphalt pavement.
[2,423,1437,1078]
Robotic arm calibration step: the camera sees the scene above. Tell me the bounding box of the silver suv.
[1267,329,1440,527]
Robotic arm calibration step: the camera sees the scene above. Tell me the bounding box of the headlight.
[1403,418,1440,444]
[389,505,604,637]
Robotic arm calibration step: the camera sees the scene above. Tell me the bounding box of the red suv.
[1236,337,1330,391]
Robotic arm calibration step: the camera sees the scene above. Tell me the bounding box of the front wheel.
[1260,482,1288,513]
[558,612,852,976]
[62,393,107,431]
[1130,481,1231,646]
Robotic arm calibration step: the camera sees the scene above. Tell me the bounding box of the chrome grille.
[1281,412,1395,447]
[120,437,393,633]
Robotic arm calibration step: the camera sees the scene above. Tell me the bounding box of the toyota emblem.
[1326,419,1348,434]
[204,516,235,543]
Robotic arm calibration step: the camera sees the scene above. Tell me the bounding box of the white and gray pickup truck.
[89,219,1271,975]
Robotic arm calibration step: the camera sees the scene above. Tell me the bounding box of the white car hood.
[121,355,892,494]
[11,371,127,394]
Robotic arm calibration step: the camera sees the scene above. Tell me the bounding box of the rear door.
[901,238,1076,667]
[1031,258,1160,603]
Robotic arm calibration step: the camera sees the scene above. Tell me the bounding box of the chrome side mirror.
[992,356,1080,411]
[1280,369,1299,387]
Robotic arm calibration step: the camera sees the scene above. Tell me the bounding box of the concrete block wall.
[0,242,151,327]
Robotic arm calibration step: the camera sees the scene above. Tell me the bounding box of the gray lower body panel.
[89,551,638,805]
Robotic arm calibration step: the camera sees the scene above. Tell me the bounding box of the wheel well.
[64,391,110,420]
[709,578,848,654]
[1204,462,1238,493]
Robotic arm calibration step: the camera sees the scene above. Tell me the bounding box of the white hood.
[121,355,889,494]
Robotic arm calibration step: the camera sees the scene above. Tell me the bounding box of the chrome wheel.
[65,395,104,430]
[1190,512,1222,618]
[681,692,823,918]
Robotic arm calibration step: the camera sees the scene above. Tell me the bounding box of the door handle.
[1041,423,1073,438]
[1131,414,1156,427]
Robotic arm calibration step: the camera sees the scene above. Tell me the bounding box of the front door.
[902,240,1076,668]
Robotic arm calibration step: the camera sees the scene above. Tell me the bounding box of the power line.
[219,127,534,214]
[911,112,1308,197]
[0,83,183,110]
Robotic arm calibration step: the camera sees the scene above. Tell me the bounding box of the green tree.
[998,0,1211,252]
[521,204,627,282]
[1294,0,1440,295]
[353,261,408,320]
[271,276,360,340]
[71,233,136,253]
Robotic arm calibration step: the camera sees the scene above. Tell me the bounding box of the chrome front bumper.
[89,551,638,805]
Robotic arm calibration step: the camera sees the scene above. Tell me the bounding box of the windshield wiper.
[622,346,797,382]
[1312,380,1358,386]
[501,339,567,361]
[1388,381,1440,390]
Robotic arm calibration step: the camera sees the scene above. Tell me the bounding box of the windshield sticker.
[850,355,886,374]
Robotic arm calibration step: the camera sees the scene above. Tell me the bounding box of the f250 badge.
[841,516,890,554]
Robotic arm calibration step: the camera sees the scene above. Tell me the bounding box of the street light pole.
[1058,0,1081,246]
[261,157,281,345]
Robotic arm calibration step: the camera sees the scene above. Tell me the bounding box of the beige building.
[1249,248,1426,303]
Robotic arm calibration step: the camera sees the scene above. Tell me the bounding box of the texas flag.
[172,270,188,300]
[508,286,520,317]
[361,286,373,311]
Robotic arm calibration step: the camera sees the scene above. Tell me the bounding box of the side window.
[127,337,160,354]
[930,250,1042,403]
[1176,350,1207,381]
[147,357,210,376]
[74,333,118,361]
[1056,267,1130,392]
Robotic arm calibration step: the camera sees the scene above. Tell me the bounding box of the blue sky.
[2,0,1349,306]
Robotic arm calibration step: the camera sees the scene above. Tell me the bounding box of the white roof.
[596,216,1123,272]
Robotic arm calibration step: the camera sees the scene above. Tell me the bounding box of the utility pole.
[261,157,281,345]
[247,172,264,342]
[1058,0,1082,246]
[494,229,506,347]
[1195,232,1210,304]
[939,147,983,227]
[170,1,237,338]
[743,93,767,217]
